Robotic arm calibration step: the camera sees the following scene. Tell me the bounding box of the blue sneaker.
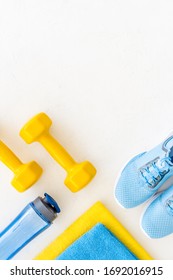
[141,185,173,238]
[115,135,173,208]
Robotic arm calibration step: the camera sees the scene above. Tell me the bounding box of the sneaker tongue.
[169,147,173,162]
[163,137,173,162]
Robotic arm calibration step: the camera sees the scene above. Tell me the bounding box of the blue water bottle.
[0,193,60,260]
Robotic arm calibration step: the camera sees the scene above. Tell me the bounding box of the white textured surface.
[0,0,173,260]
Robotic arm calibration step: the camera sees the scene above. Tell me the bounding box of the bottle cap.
[32,193,60,223]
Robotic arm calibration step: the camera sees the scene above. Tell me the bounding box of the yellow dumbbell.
[0,140,42,192]
[20,113,96,192]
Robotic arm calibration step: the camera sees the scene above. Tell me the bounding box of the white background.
[0,0,173,260]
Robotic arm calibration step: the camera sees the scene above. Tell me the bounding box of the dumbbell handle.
[38,133,76,172]
[0,141,22,172]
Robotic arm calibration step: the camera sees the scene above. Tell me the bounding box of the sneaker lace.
[140,157,173,188]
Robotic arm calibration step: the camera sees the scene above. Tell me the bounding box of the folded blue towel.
[57,223,138,260]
